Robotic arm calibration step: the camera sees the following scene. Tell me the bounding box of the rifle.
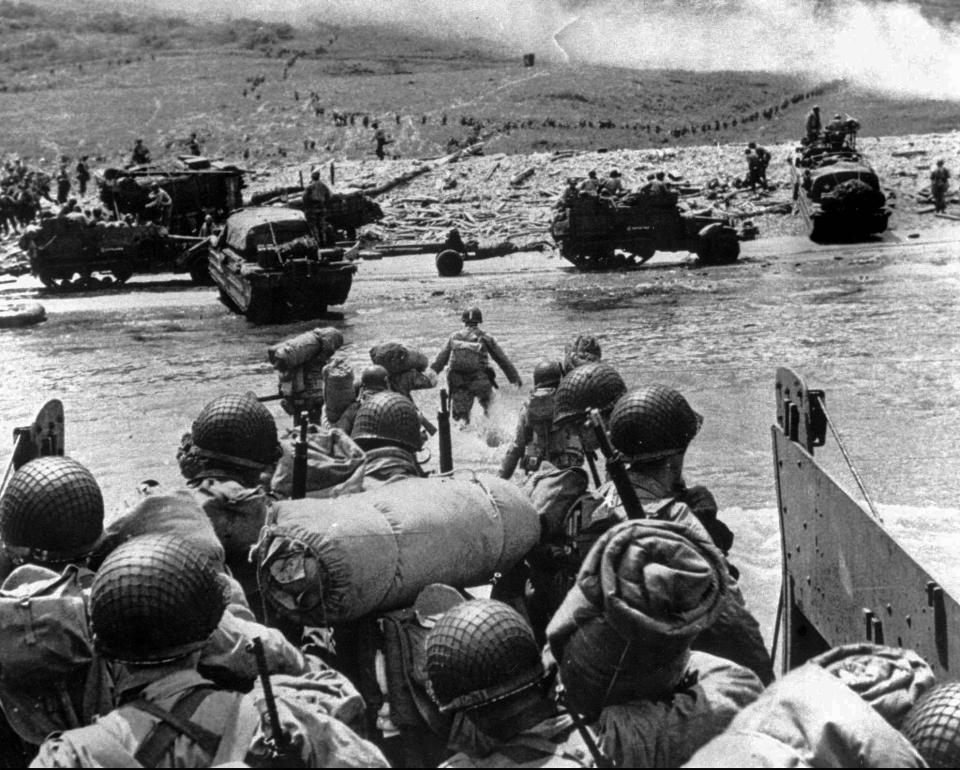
[587,408,644,519]
[291,411,309,500]
[438,388,453,473]
[555,683,615,768]
[248,638,298,766]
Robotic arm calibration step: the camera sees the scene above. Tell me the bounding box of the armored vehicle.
[248,186,383,239]
[17,216,207,290]
[98,156,245,236]
[789,118,890,242]
[208,207,357,324]
[551,191,742,269]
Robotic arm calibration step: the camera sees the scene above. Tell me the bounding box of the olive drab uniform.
[931,163,950,213]
[500,387,582,479]
[30,668,389,768]
[441,714,594,768]
[584,476,773,685]
[431,327,521,423]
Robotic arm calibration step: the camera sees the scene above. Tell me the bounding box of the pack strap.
[131,687,224,767]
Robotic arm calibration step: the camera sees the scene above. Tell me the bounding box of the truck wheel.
[436,249,464,277]
[696,234,740,265]
[189,261,212,286]
[112,267,133,285]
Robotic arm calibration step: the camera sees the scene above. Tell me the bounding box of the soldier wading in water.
[431,307,522,426]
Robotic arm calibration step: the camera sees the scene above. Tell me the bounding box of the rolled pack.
[268,327,344,372]
[256,473,540,624]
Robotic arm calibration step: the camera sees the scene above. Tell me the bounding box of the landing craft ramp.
[773,367,960,675]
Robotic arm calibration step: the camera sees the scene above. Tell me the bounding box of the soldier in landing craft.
[30,534,387,768]
[431,307,522,426]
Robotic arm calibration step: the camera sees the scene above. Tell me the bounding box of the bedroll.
[256,473,540,624]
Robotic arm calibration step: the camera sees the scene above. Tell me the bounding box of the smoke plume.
[179,1,960,99]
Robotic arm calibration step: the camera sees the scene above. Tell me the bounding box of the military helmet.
[91,534,227,664]
[426,599,544,712]
[608,385,703,462]
[191,392,281,469]
[533,360,562,389]
[360,364,390,391]
[461,307,483,325]
[553,362,627,427]
[0,456,103,564]
[351,391,422,451]
[902,683,960,768]
[570,334,601,361]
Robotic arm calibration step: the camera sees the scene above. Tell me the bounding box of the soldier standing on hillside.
[931,159,950,213]
[372,122,393,161]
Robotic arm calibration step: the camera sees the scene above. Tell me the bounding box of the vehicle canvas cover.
[449,338,485,374]
[223,208,310,257]
[808,162,880,202]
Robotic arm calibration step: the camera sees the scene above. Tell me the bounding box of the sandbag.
[256,473,540,624]
[271,427,366,500]
[322,356,355,422]
[370,341,429,375]
[269,327,343,371]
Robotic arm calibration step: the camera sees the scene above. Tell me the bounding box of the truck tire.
[436,249,464,277]
[189,260,211,286]
[696,233,739,265]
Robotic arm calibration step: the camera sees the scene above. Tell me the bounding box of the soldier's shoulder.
[440,752,480,768]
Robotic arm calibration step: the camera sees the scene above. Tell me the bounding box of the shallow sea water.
[2,235,960,643]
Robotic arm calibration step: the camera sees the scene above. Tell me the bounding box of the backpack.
[0,564,112,745]
[449,338,485,374]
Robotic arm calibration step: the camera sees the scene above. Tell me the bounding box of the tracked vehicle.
[789,118,890,242]
[551,191,743,269]
[208,207,357,324]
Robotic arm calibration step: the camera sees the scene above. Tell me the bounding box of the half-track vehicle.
[789,117,890,242]
[97,156,245,236]
[551,190,742,269]
[17,215,206,291]
[208,207,358,324]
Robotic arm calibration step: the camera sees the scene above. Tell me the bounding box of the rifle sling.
[131,687,224,767]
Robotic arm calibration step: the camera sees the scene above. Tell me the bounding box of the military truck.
[789,118,890,242]
[97,156,245,236]
[551,190,743,269]
[208,207,358,324]
[17,216,207,291]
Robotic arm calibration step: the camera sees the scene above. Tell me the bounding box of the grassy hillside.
[1,0,958,166]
